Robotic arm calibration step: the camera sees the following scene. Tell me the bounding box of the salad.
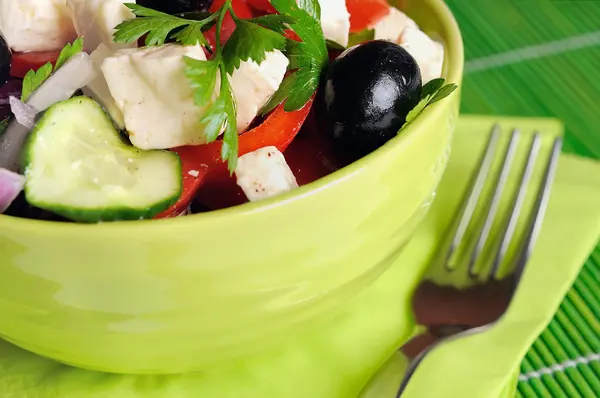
[0,0,455,223]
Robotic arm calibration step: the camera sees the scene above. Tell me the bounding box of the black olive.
[0,32,11,85]
[137,0,213,14]
[320,40,422,160]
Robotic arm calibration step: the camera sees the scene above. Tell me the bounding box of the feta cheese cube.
[101,44,211,150]
[0,0,77,52]
[400,27,444,84]
[66,0,136,52]
[101,45,288,150]
[235,146,298,202]
[229,50,289,132]
[372,7,418,42]
[318,0,350,47]
[83,44,126,129]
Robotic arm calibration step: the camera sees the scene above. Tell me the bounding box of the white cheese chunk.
[229,50,289,132]
[66,0,136,52]
[101,45,288,150]
[400,27,444,84]
[317,0,350,47]
[83,44,125,129]
[235,146,298,202]
[101,44,210,150]
[372,7,418,42]
[0,0,76,52]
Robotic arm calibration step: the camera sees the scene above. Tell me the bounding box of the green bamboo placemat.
[444,0,600,396]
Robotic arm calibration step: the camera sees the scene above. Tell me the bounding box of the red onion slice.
[9,96,38,129]
[27,52,96,112]
[0,52,96,172]
[0,168,25,213]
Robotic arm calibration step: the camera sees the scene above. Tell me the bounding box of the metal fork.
[395,125,563,397]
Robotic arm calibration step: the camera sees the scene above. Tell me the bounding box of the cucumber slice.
[22,96,182,222]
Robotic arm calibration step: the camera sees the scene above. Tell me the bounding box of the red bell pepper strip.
[210,0,254,17]
[156,98,314,216]
[284,29,301,42]
[346,0,391,33]
[155,166,209,218]
[205,0,254,47]
[244,0,277,14]
[176,98,313,175]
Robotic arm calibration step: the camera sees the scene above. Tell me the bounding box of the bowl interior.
[0,0,464,236]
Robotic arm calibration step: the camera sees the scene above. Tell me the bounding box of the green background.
[445,0,600,396]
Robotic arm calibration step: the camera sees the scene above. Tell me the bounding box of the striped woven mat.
[444,1,600,396]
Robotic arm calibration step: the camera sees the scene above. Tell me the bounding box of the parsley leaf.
[114,14,186,45]
[222,20,287,74]
[263,0,328,113]
[421,78,445,98]
[55,38,84,70]
[429,83,458,105]
[219,85,239,172]
[259,73,296,115]
[247,15,296,34]
[200,96,229,142]
[113,4,218,47]
[171,24,210,47]
[404,97,430,125]
[297,0,321,20]
[401,78,458,130]
[21,37,84,102]
[283,66,318,111]
[21,64,52,103]
[184,57,234,150]
[184,57,219,106]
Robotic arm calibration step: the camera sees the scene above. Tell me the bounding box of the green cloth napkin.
[1,116,599,398]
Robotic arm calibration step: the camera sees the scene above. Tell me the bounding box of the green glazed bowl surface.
[0,0,464,374]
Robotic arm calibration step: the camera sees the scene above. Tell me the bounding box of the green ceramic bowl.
[0,0,463,374]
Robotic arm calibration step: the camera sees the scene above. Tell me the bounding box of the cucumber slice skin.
[22,194,181,223]
[21,97,183,223]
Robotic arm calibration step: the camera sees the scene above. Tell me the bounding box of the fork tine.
[444,124,500,270]
[489,133,541,279]
[510,136,563,287]
[468,129,520,278]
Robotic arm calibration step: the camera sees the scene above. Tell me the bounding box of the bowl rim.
[0,0,464,235]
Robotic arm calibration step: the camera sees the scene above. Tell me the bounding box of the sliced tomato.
[346,0,391,33]
[161,98,314,212]
[10,50,60,78]
[205,0,254,47]
[244,0,277,14]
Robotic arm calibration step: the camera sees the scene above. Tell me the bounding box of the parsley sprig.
[114,1,327,173]
[402,78,458,130]
[113,5,218,48]
[21,38,84,102]
[260,0,328,114]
